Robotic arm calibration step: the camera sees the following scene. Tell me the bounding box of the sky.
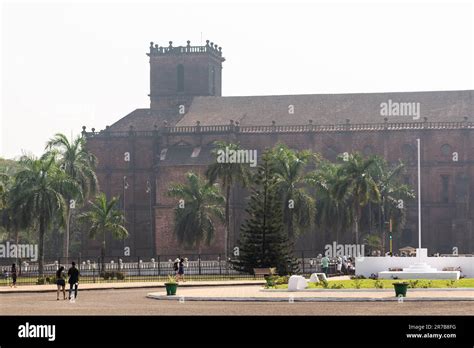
[1,0,473,159]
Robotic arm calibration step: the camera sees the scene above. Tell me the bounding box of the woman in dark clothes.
[56,266,66,300]
[10,263,17,288]
[177,258,185,282]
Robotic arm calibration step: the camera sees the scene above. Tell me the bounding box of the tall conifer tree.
[233,151,297,275]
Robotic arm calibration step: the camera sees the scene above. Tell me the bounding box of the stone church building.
[82,40,474,258]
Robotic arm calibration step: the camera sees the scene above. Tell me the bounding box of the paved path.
[148,285,474,302]
[2,287,474,315]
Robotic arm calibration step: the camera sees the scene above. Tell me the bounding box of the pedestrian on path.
[336,256,342,275]
[321,255,329,276]
[56,266,67,300]
[173,258,180,280]
[10,263,17,288]
[177,258,185,282]
[67,262,80,300]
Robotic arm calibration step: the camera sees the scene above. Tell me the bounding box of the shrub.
[100,272,112,280]
[330,283,344,289]
[374,280,384,289]
[115,271,125,280]
[350,275,366,280]
[353,279,362,289]
[321,279,329,288]
[36,277,46,285]
[446,280,457,288]
[408,280,419,288]
[277,276,289,285]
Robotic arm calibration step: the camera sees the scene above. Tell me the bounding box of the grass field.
[269,278,474,289]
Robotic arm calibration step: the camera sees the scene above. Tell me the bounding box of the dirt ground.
[1,287,474,315]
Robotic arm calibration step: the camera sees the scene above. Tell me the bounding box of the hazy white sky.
[1,0,473,158]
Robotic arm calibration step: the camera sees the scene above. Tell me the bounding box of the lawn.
[269,278,474,289]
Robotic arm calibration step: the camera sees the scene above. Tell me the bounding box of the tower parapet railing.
[147,40,224,60]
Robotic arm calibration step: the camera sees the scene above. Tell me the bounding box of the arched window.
[209,65,215,95]
[363,145,375,156]
[401,144,415,162]
[441,144,452,157]
[177,64,184,92]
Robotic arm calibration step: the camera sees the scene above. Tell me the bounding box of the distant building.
[82,39,474,258]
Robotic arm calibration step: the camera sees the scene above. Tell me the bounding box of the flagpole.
[417,138,421,249]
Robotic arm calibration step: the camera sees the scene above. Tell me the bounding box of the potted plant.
[393,282,409,297]
[264,275,276,287]
[165,275,178,296]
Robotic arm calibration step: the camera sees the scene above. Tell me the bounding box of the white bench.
[309,273,328,283]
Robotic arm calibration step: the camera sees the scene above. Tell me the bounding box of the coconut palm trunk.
[101,238,106,273]
[64,205,71,261]
[224,184,231,260]
[38,216,46,277]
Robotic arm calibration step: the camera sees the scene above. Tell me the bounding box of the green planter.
[264,276,275,287]
[393,282,409,297]
[165,283,178,296]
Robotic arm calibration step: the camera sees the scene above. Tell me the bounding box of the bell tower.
[147,39,225,112]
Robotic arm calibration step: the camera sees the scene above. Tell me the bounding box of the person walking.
[56,266,66,300]
[10,263,17,288]
[67,262,80,300]
[321,255,329,277]
[173,258,180,281]
[177,258,185,282]
[336,256,342,275]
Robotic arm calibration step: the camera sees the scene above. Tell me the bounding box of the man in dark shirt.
[67,262,80,300]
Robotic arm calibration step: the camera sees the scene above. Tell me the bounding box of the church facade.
[82,40,474,258]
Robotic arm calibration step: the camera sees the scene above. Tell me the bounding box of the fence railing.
[0,252,344,286]
[83,120,474,138]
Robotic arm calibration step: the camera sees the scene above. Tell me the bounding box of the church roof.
[177,90,473,126]
[108,90,473,131]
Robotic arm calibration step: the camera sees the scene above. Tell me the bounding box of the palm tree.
[0,172,8,209]
[45,133,98,260]
[78,193,128,272]
[10,154,81,276]
[306,161,353,243]
[370,157,415,251]
[168,172,225,252]
[334,153,381,244]
[363,234,383,255]
[206,141,251,259]
[269,144,315,240]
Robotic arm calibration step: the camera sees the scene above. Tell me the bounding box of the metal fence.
[0,252,344,286]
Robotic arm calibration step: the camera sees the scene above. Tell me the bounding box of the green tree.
[233,151,297,275]
[306,161,353,242]
[363,234,383,255]
[78,193,128,271]
[334,153,381,244]
[9,155,81,276]
[168,172,225,252]
[206,141,251,259]
[369,157,415,251]
[0,171,8,209]
[269,144,315,240]
[45,133,98,259]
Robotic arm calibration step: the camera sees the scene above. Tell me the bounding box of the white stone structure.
[356,248,473,279]
[288,275,308,291]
